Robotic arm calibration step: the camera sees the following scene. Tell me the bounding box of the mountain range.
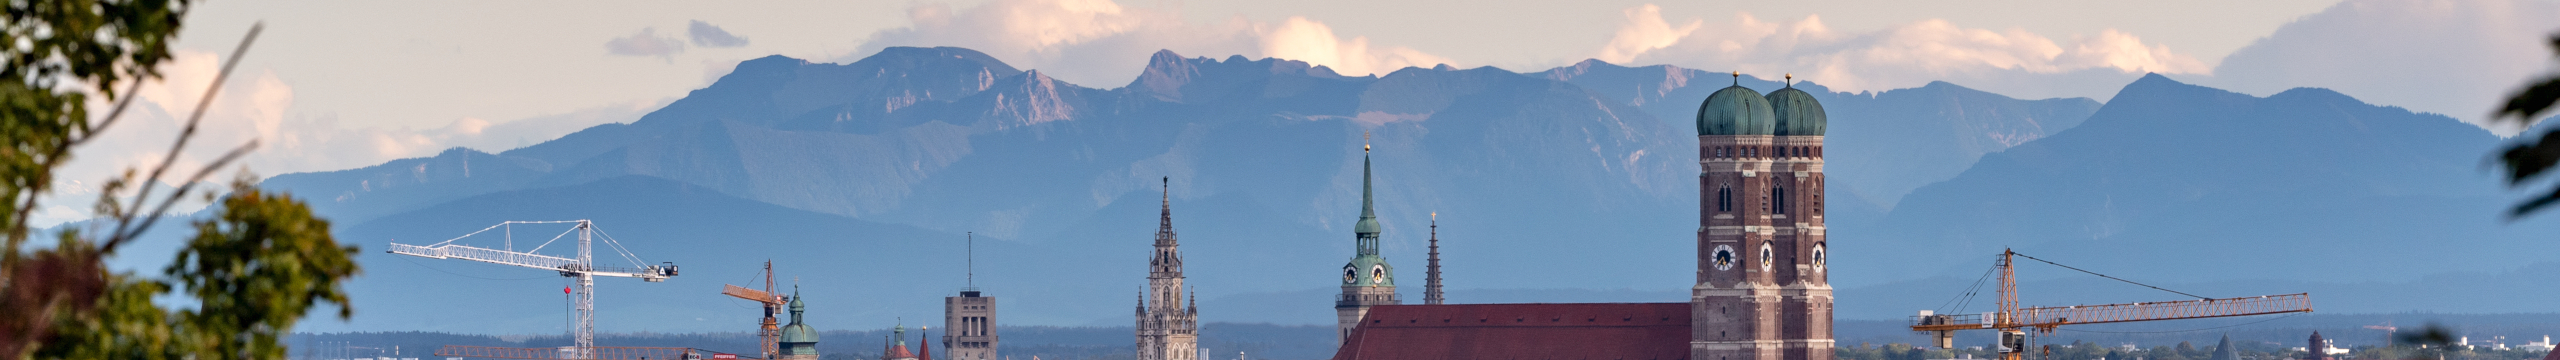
[222,46,2543,334]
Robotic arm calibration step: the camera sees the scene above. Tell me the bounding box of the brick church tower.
[1693,73,1832,360]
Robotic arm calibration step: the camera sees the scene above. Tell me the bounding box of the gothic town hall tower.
[1138,178,1200,360]
[1693,74,1832,360]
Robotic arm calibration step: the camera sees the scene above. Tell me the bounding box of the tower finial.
[1363,132,1371,152]
[1732,71,1740,86]
[1785,73,1793,88]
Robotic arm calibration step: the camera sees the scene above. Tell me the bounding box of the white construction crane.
[389,220,679,359]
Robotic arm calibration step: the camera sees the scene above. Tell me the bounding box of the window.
[1717,186,1732,212]
[1773,187,1787,214]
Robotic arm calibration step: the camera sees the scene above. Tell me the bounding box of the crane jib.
[1909,293,2313,331]
[384,220,679,360]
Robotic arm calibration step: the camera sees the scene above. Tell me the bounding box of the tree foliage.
[0,1,362,359]
[2495,34,2560,217]
[167,183,360,359]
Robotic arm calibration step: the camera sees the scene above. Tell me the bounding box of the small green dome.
[1697,85,1776,135]
[780,292,819,344]
[781,323,819,343]
[1765,87,1826,136]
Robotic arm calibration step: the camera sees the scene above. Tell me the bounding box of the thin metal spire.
[966,232,975,289]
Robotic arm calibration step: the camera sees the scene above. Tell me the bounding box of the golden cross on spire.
[1363,131,1371,152]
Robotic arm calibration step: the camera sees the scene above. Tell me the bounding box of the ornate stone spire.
[1424,213,1443,305]
[1159,177,1174,236]
[1139,176,1199,360]
[1149,177,1184,309]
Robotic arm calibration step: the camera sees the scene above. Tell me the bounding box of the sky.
[39,0,2560,225]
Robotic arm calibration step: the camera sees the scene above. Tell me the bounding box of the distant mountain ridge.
[1538,60,2102,212]
[254,47,2527,334]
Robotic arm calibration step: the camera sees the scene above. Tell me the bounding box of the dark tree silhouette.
[2494,33,2560,217]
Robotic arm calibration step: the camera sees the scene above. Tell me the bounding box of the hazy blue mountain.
[1540,60,2104,214]
[264,46,2555,335]
[278,47,1707,333]
[1839,74,2557,300]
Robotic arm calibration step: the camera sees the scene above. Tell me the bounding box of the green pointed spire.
[1355,150,1380,238]
[1341,139,1393,287]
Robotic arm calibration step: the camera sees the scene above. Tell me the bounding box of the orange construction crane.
[1911,249,2313,360]
[2364,321,2399,346]
[723,261,790,360]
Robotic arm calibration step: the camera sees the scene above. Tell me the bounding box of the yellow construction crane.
[1911,249,2313,360]
[723,261,791,360]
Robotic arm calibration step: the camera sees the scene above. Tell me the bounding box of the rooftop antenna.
[966,231,976,290]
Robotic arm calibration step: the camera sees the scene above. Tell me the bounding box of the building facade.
[1336,145,1400,341]
[1693,74,1832,360]
[944,290,996,360]
[1137,178,1200,360]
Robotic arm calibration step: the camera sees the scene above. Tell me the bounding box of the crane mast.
[1913,249,2312,360]
[722,261,789,359]
[389,220,678,360]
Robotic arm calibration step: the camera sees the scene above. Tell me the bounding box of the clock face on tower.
[1711,245,1736,271]
[1370,264,1386,284]
[1759,242,1775,272]
[1812,243,1827,272]
[1342,264,1357,283]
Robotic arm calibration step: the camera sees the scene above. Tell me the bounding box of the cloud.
[40,49,665,226]
[854,0,1451,86]
[605,27,685,58]
[2203,0,2560,131]
[688,20,750,48]
[1600,9,2207,99]
[1595,4,1701,65]
[1259,17,1455,77]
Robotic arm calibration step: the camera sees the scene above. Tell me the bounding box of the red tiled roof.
[1331,303,1692,360]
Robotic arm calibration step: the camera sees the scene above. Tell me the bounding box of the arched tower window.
[1717,186,1732,212]
[1772,187,1787,214]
